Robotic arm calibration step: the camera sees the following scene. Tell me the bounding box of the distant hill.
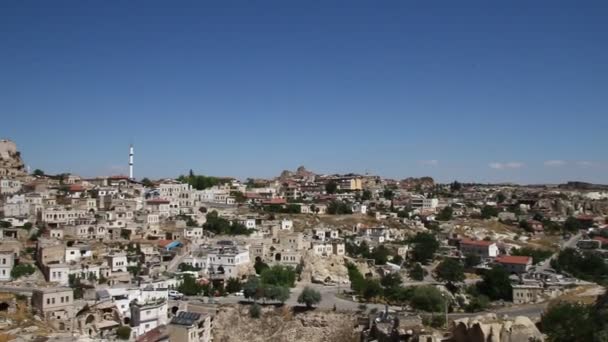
[558,181,608,190]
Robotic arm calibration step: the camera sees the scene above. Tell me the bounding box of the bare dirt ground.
[212,304,360,342]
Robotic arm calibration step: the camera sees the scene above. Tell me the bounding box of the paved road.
[537,232,582,272]
[204,282,548,322]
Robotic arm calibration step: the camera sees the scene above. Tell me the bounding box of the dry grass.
[551,285,606,305]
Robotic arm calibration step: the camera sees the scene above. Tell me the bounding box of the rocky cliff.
[0,139,26,178]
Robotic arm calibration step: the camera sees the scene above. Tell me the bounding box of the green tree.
[265,285,290,304]
[11,264,36,279]
[464,254,482,268]
[564,216,583,232]
[347,263,365,293]
[116,326,132,340]
[541,302,594,342]
[409,263,425,281]
[23,222,33,230]
[435,258,465,285]
[391,255,404,265]
[297,286,322,308]
[327,201,353,215]
[0,221,11,228]
[127,265,141,277]
[178,263,201,272]
[519,220,532,232]
[325,181,338,194]
[141,177,153,187]
[32,169,45,176]
[370,245,390,265]
[362,279,383,301]
[511,247,553,264]
[481,205,499,219]
[361,189,372,201]
[436,206,453,221]
[243,277,262,301]
[552,248,608,283]
[465,295,490,313]
[254,258,269,275]
[477,266,512,301]
[380,273,402,289]
[411,232,439,264]
[226,277,242,293]
[410,286,445,312]
[177,275,203,296]
[383,189,394,200]
[260,265,296,287]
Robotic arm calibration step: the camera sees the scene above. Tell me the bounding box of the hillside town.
[1,139,608,342]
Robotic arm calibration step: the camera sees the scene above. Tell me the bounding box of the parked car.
[169,290,184,299]
[234,290,244,296]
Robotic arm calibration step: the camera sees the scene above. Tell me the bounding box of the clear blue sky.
[1,1,607,184]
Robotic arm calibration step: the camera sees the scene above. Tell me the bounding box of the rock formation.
[0,139,26,178]
[451,313,543,342]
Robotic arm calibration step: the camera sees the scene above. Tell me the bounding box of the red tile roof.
[157,240,173,248]
[495,255,532,265]
[460,238,495,247]
[262,198,286,205]
[68,184,85,192]
[592,236,608,245]
[147,198,170,204]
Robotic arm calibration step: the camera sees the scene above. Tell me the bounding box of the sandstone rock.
[452,314,543,342]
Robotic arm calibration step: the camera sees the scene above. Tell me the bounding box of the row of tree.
[203,211,253,235]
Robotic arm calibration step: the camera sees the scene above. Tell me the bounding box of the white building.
[105,254,128,273]
[47,264,70,285]
[0,252,15,281]
[65,245,93,263]
[280,219,293,230]
[130,299,169,338]
[207,247,250,278]
[3,194,30,217]
[459,239,499,259]
[0,179,22,194]
[41,207,89,225]
[411,196,439,211]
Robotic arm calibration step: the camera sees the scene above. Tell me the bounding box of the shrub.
[116,326,131,340]
[250,303,262,318]
[297,286,322,308]
[11,264,36,279]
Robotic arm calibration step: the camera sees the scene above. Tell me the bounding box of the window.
[51,298,55,304]
[61,297,64,303]
[47,298,50,305]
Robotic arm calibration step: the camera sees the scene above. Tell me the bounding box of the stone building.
[31,287,75,332]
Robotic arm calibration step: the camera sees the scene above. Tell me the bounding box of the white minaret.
[129,144,134,180]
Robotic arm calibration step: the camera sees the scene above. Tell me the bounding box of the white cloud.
[419,159,439,166]
[544,160,566,167]
[489,162,524,170]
